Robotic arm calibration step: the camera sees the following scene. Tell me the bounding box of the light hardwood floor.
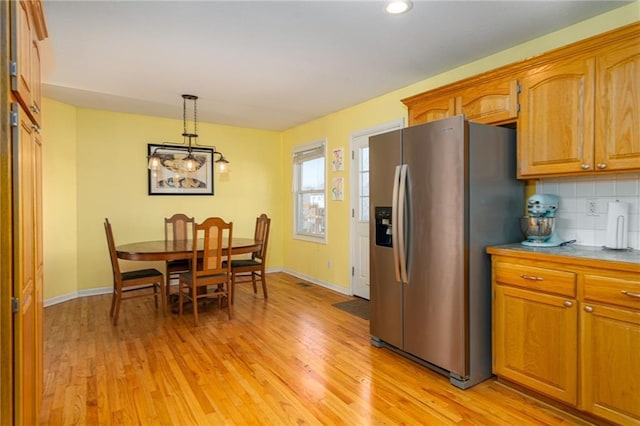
[42,272,589,425]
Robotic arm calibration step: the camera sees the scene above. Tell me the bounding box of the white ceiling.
[40,0,630,131]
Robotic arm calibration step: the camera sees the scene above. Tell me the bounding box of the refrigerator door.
[402,116,468,377]
[369,129,403,349]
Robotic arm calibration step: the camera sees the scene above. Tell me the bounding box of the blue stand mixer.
[521,194,563,247]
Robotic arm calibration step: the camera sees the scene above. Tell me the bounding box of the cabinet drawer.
[494,261,576,297]
[584,274,640,310]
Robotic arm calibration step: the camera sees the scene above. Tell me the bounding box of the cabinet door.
[30,36,42,126]
[580,303,640,424]
[34,129,44,415]
[494,285,578,404]
[518,57,595,178]
[407,95,456,126]
[11,104,38,425]
[457,79,519,124]
[10,0,33,111]
[594,38,640,173]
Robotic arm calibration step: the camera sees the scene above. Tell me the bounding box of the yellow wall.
[280,5,639,291]
[42,99,78,300]
[42,3,638,301]
[43,103,282,301]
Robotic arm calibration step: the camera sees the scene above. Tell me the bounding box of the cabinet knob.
[581,164,591,170]
[563,301,573,308]
[584,305,594,313]
[597,163,607,169]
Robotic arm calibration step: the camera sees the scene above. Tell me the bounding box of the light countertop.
[487,243,640,271]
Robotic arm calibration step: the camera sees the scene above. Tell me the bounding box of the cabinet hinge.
[12,297,19,313]
[351,150,355,160]
[10,61,17,77]
[516,103,521,113]
[516,83,522,94]
[352,266,355,276]
[351,209,355,218]
[10,110,18,127]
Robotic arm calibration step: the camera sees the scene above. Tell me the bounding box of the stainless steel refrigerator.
[369,115,523,389]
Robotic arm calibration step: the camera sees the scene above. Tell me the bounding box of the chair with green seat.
[164,213,195,299]
[230,213,271,303]
[104,218,166,325]
[178,217,233,325]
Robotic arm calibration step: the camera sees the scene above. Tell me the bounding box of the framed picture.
[331,177,344,201]
[147,144,214,195]
[332,147,344,171]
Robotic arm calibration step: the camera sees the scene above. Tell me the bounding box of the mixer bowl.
[520,216,555,241]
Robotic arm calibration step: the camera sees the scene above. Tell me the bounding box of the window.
[293,140,326,242]
[359,146,369,221]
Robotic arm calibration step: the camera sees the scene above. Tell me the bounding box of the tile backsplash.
[536,174,640,249]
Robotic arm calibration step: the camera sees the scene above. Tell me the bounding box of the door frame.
[349,118,404,297]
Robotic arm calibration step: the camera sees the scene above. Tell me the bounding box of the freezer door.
[402,116,468,377]
[369,129,403,349]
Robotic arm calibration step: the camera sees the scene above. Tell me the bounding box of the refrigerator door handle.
[398,164,409,283]
[391,165,402,282]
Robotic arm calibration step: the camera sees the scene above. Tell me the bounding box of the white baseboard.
[44,286,111,307]
[43,267,349,307]
[280,268,351,296]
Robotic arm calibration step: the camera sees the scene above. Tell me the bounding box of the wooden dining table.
[116,237,260,261]
[116,237,261,308]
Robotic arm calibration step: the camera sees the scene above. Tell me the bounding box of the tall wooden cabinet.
[1,0,47,424]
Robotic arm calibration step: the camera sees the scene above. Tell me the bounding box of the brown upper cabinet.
[403,22,639,179]
[403,77,520,127]
[519,35,640,178]
[518,55,596,177]
[405,92,456,125]
[594,36,640,174]
[11,0,47,127]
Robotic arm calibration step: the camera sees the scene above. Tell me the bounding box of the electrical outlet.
[587,199,599,216]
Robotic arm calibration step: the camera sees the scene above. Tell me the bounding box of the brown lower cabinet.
[488,249,640,425]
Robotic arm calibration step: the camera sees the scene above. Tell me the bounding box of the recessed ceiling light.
[385,0,412,15]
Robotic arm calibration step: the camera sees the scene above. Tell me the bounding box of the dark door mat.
[332,298,369,320]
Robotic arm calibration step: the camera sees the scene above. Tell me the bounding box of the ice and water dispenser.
[375,207,393,247]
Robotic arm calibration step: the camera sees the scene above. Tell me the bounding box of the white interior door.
[350,120,403,299]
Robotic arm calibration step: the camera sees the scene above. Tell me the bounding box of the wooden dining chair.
[178,217,233,325]
[164,213,195,297]
[104,218,166,325]
[230,213,271,303]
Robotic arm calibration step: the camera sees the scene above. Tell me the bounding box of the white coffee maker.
[520,194,563,247]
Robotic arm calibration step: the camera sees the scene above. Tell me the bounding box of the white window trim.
[292,138,327,244]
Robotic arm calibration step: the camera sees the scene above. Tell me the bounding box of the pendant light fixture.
[182,94,198,172]
[147,94,230,174]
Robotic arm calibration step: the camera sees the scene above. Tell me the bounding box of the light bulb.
[385,0,412,14]
[148,155,160,170]
[184,156,196,172]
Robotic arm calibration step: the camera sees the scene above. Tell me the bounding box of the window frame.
[292,139,327,244]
